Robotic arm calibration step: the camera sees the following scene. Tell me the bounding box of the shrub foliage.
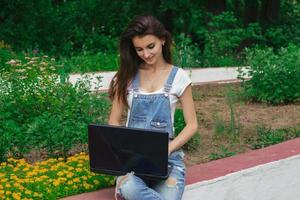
[174,109,200,151]
[0,56,110,162]
[239,44,300,105]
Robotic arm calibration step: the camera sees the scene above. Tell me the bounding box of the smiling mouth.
[145,57,154,61]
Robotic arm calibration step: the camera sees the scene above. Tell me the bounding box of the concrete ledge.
[61,187,114,200]
[68,66,250,92]
[185,137,300,185]
[61,138,300,200]
[184,154,300,200]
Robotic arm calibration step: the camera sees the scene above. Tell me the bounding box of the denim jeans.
[116,150,185,200]
[115,67,186,199]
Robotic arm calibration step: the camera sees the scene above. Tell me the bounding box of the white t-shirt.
[126,67,192,126]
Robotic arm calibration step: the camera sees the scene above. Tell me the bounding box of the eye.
[148,44,155,49]
[136,48,142,52]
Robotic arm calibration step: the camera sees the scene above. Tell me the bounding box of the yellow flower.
[0,162,7,167]
[67,166,74,171]
[22,178,30,183]
[93,179,100,185]
[75,168,82,172]
[38,168,47,173]
[22,167,30,172]
[58,158,64,161]
[7,158,16,162]
[39,175,49,180]
[73,178,80,183]
[7,164,14,168]
[66,172,74,178]
[83,182,91,190]
[18,185,24,190]
[25,190,32,195]
[6,183,11,188]
[26,171,37,177]
[34,177,42,182]
[53,180,60,186]
[58,177,67,182]
[12,192,21,200]
[13,182,21,188]
[57,171,64,176]
[6,190,12,195]
[56,162,65,167]
[50,166,58,171]
[67,180,73,185]
[33,192,40,197]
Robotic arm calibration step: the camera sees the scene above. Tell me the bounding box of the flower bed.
[0,153,115,200]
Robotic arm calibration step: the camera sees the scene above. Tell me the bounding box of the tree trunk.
[244,0,259,24]
[261,0,280,24]
[205,0,226,15]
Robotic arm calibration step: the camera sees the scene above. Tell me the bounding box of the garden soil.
[184,83,300,166]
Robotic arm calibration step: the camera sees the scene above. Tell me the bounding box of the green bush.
[0,41,16,68]
[208,145,236,161]
[239,44,300,105]
[202,12,264,67]
[173,33,202,68]
[0,55,110,162]
[174,109,200,151]
[59,52,119,73]
[249,126,300,149]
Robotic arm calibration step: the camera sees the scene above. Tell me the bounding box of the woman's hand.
[168,145,172,156]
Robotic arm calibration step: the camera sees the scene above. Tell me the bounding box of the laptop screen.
[88,124,169,179]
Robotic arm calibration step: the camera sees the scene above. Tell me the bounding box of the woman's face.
[132,34,165,65]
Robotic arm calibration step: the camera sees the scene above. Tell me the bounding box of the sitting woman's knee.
[115,172,139,199]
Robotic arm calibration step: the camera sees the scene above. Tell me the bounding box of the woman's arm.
[108,95,125,126]
[169,84,198,154]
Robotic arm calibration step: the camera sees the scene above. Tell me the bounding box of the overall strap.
[131,71,140,93]
[164,66,178,93]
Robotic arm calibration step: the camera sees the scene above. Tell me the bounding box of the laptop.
[88,124,172,180]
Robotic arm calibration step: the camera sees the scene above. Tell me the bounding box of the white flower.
[15,69,26,73]
[27,61,35,64]
[6,60,16,65]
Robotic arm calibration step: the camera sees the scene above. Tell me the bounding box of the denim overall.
[116,67,186,200]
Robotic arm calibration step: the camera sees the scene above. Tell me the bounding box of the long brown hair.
[108,15,173,107]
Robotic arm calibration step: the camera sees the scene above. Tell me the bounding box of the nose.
[143,50,151,58]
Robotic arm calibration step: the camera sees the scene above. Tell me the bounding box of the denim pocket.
[131,115,147,122]
[150,120,167,128]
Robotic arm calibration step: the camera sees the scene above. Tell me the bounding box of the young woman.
[108,15,198,200]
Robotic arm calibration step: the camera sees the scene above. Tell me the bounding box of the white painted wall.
[183,154,300,200]
[68,67,250,92]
